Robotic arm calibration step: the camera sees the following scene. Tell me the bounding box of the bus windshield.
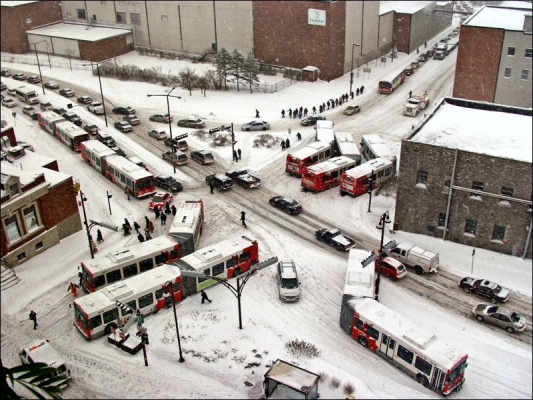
[74,304,89,329]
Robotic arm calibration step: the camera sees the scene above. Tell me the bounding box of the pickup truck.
[315,228,356,251]
[206,174,234,191]
[225,169,261,189]
[87,101,105,115]
[383,240,439,275]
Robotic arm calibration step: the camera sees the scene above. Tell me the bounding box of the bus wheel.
[340,191,346,197]
[416,375,429,387]
[104,322,118,335]
[165,298,173,309]
[415,265,424,275]
[357,336,368,347]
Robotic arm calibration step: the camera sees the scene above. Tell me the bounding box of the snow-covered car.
[472,304,526,333]
[62,111,82,126]
[123,114,140,126]
[1,69,11,77]
[458,277,511,303]
[315,228,356,251]
[150,113,173,123]
[269,196,302,215]
[22,105,38,119]
[177,118,205,128]
[343,105,361,116]
[114,121,133,133]
[87,101,105,115]
[40,101,53,111]
[148,191,174,211]
[6,87,17,96]
[2,98,16,108]
[12,73,27,81]
[44,81,59,89]
[148,129,168,140]
[59,88,75,97]
[96,131,116,147]
[77,96,93,104]
[83,124,100,135]
[242,120,270,131]
[27,76,41,84]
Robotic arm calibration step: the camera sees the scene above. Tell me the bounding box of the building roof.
[0,1,38,7]
[1,157,71,189]
[380,1,435,15]
[464,5,531,31]
[27,22,131,42]
[498,1,533,9]
[409,98,532,163]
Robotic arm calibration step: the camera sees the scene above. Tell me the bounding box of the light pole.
[79,190,94,259]
[29,40,47,95]
[349,43,361,96]
[82,61,109,127]
[375,211,392,302]
[147,87,181,173]
[165,280,185,363]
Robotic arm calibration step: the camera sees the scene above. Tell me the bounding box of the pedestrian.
[67,282,79,297]
[288,108,292,118]
[144,216,150,229]
[124,218,131,229]
[96,229,104,243]
[90,238,98,253]
[281,109,285,118]
[29,310,37,330]
[417,47,419,54]
[144,228,152,241]
[298,110,302,119]
[240,211,247,228]
[409,90,413,98]
[78,271,83,287]
[299,106,303,115]
[360,85,364,94]
[148,219,154,234]
[133,221,141,234]
[154,206,160,220]
[255,109,260,118]
[322,102,326,111]
[281,140,286,150]
[137,232,145,243]
[351,91,354,99]
[161,212,167,225]
[233,149,238,162]
[293,109,298,119]
[136,310,145,330]
[122,223,130,236]
[165,202,171,214]
[237,148,242,160]
[285,138,290,148]
[201,290,212,304]
[312,106,316,114]
[210,181,215,193]
[296,132,302,141]
[124,186,132,201]
[171,205,177,216]
[304,108,308,117]
[141,330,149,345]
[345,93,349,101]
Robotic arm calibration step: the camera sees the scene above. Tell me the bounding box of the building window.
[464,219,477,236]
[521,70,529,80]
[116,12,126,23]
[501,187,513,198]
[4,215,22,243]
[504,68,512,78]
[35,241,43,251]
[472,181,483,191]
[525,48,532,58]
[130,13,141,25]
[416,170,428,187]
[492,225,505,241]
[438,213,447,228]
[507,47,515,56]
[23,205,40,233]
[77,9,87,19]
[162,15,168,22]
[17,252,27,262]
[9,183,20,196]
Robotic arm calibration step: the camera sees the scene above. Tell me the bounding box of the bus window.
[355,318,364,330]
[138,293,153,308]
[103,309,119,324]
[90,315,102,329]
[106,270,121,284]
[170,249,179,259]
[139,258,154,272]
[365,325,380,340]
[227,257,237,269]
[155,288,164,299]
[125,300,136,311]
[123,264,138,278]
[94,275,106,288]
[212,262,224,276]
[155,252,169,265]
[241,252,251,262]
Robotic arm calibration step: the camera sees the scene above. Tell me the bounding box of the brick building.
[394,97,532,259]
[453,5,532,108]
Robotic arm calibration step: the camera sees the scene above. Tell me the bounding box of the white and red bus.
[339,158,395,197]
[79,235,181,293]
[334,131,361,165]
[81,140,117,174]
[172,235,259,293]
[360,134,397,167]
[38,111,66,135]
[54,121,90,152]
[378,67,407,94]
[339,297,468,396]
[103,155,156,199]
[168,199,205,257]
[285,141,332,177]
[73,264,184,339]
[301,156,357,193]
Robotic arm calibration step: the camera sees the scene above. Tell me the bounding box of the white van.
[277,260,301,302]
[19,339,71,388]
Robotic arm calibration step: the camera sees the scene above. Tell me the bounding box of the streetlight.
[82,61,109,127]
[147,87,181,173]
[375,211,392,302]
[165,280,185,363]
[349,43,361,96]
[78,190,94,259]
[29,40,47,95]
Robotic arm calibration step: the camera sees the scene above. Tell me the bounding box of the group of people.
[280,138,291,150]
[233,148,242,162]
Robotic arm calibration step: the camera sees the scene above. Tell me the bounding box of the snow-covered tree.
[229,49,245,92]
[215,48,232,90]
[242,52,260,93]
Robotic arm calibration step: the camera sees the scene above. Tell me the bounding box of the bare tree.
[178,67,199,96]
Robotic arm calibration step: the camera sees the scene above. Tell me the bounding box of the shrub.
[343,381,355,395]
[285,338,321,358]
[329,376,340,389]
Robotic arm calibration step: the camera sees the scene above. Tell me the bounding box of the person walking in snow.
[165,202,171,214]
[296,132,302,141]
[285,138,290,148]
[133,221,141,234]
[144,228,152,241]
[148,219,154,234]
[124,218,131,229]
[255,109,260,118]
[312,106,316,114]
[233,149,239,162]
[303,108,308,117]
[281,140,286,150]
[96,229,104,243]
[122,223,131,236]
[288,108,292,118]
[145,216,150,230]
[137,232,145,243]
[160,212,167,226]
[360,85,364,94]
[240,211,247,228]
[154,207,160,220]
[281,109,285,118]
[201,290,212,304]
[29,310,37,330]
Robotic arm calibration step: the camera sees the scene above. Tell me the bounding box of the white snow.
[465,6,532,31]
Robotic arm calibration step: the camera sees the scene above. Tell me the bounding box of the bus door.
[430,366,445,391]
[379,334,395,360]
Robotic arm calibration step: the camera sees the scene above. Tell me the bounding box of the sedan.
[148,191,174,211]
[472,304,526,333]
[242,120,270,131]
[22,106,38,119]
[1,69,11,77]
[300,115,326,126]
[155,174,183,193]
[123,114,140,126]
[177,118,205,129]
[44,81,59,89]
[112,106,136,115]
[114,121,133,133]
[2,98,16,108]
[269,196,303,215]
[458,277,511,303]
[343,105,361,116]
[59,88,75,97]
[83,124,100,135]
[77,96,93,104]
[12,73,27,81]
[150,113,173,123]
[148,129,168,140]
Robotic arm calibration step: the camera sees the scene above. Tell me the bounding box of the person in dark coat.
[237,148,242,160]
[137,232,145,243]
[124,218,131,229]
[201,290,212,304]
[96,229,104,243]
[285,138,290,148]
[288,108,292,118]
[351,91,354,99]
[29,310,37,330]
[233,150,238,162]
[360,85,364,94]
[165,202,171,214]
[240,211,247,228]
[281,109,285,118]
[133,221,141,234]
[210,181,215,193]
[161,212,167,225]
[148,220,154,234]
[296,132,302,141]
[123,223,131,236]
[312,106,316,114]
[154,207,160,220]
[255,109,260,118]
[281,140,286,150]
[303,108,308,117]
[409,90,413,98]
[356,88,360,96]
[145,228,152,241]
[145,216,150,229]
[171,205,177,216]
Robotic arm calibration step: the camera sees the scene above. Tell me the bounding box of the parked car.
[112,106,136,115]
[458,277,511,303]
[62,111,82,126]
[472,304,526,333]
[300,115,326,126]
[7,87,17,96]
[40,101,53,111]
[59,88,75,97]
[1,69,11,77]
[378,257,407,281]
[269,196,303,215]
[96,131,116,147]
[77,96,93,104]
[343,105,361,116]
[13,73,27,81]
[123,114,140,125]
[154,174,183,193]
[177,118,205,128]
[148,129,168,140]
[190,150,214,165]
[2,98,16,108]
[22,106,38,120]
[27,76,41,84]
[114,121,133,133]
[277,260,301,302]
[83,124,100,135]
[148,191,174,211]
[162,150,189,166]
[150,113,173,123]
[111,146,126,157]
[44,81,59,89]
[242,120,270,131]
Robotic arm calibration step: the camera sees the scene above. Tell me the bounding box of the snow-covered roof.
[498,1,533,9]
[464,5,531,31]
[410,98,532,163]
[1,156,70,187]
[265,359,319,392]
[0,1,38,7]
[380,1,435,15]
[27,22,131,42]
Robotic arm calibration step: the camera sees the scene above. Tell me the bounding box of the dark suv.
[62,111,82,126]
[96,131,116,147]
[155,174,183,193]
[205,174,234,191]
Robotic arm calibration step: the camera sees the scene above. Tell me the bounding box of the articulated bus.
[172,235,259,294]
[168,200,204,257]
[73,264,184,339]
[81,140,117,174]
[340,296,468,396]
[285,141,332,177]
[79,235,181,293]
[15,86,39,105]
[38,111,66,135]
[301,156,357,193]
[334,132,361,165]
[378,67,407,94]
[339,158,395,197]
[103,155,156,199]
[360,135,397,168]
[54,121,90,152]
